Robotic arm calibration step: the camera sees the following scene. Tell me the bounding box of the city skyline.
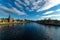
[0,0,60,20]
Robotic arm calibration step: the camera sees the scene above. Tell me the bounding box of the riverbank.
[39,23,60,26]
[36,20,60,26]
[0,22,26,25]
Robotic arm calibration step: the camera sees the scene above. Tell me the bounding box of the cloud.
[56,9,60,11]
[15,1,23,9]
[24,0,30,5]
[15,0,47,12]
[15,1,26,12]
[31,0,43,10]
[41,14,60,18]
[30,0,47,11]
[44,11,54,14]
[0,10,9,15]
[40,8,60,20]
[0,5,26,15]
[16,0,27,7]
[37,0,60,12]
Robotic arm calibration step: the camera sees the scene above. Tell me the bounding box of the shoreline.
[36,20,60,26]
[39,23,60,26]
[0,22,26,25]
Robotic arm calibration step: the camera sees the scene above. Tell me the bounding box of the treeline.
[36,19,60,26]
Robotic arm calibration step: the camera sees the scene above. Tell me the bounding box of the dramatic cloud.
[37,0,60,12]
[0,0,47,15]
[0,0,60,20]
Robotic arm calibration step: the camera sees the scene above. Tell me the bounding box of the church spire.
[8,14,11,22]
[9,14,11,19]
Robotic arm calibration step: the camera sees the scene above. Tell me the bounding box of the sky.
[0,0,60,20]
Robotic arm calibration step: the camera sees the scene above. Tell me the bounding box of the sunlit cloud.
[41,14,60,19]
[37,0,60,12]
[44,11,54,15]
[56,9,60,12]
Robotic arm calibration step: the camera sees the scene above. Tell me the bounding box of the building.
[0,15,25,23]
[8,15,14,23]
[0,18,8,23]
[0,15,14,23]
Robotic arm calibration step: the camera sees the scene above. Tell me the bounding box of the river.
[0,22,60,40]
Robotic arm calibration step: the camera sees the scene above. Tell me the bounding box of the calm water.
[0,22,60,40]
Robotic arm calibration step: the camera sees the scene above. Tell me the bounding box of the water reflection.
[44,25,60,40]
[0,22,60,40]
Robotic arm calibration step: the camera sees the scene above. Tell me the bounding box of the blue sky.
[0,0,60,20]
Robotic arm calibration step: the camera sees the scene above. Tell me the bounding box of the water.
[0,22,60,40]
